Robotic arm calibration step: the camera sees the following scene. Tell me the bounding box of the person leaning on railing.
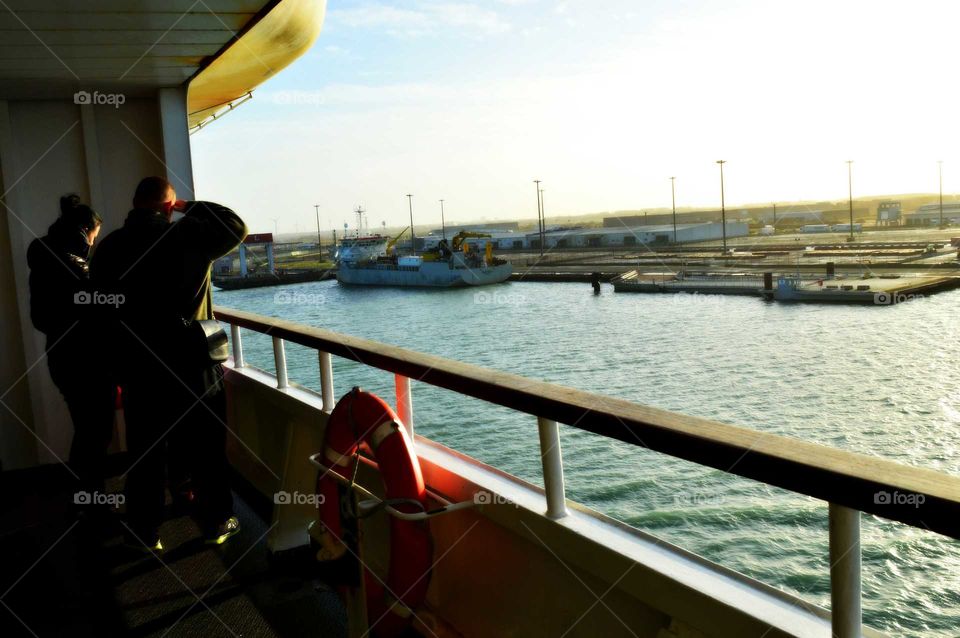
[26,194,115,518]
[91,176,248,552]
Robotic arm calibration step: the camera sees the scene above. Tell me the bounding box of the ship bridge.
[2,2,960,638]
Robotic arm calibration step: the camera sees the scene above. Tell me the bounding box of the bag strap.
[183,269,213,324]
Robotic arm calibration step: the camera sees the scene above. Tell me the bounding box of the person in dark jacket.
[91,176,248,551]
[26,195,115,510]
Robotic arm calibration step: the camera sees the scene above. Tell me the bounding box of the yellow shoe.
[123,534,163,554]
[204,516,240,545]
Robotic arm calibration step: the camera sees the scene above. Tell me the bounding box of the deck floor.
[0,463,348,638]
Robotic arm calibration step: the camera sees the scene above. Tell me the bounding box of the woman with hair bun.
[26,194,115,519]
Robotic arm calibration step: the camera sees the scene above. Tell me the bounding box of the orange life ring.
[314,388,433,637]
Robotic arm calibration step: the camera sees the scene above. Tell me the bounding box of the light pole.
[716,160,727,254]
[670,176,677,243]
[846,160,854,241]
[313,204,322,262]
[407,194,416,255]
[938,160,944,229]
[540,187,546,249]
[533,179,543,256]
[439,199,446,240]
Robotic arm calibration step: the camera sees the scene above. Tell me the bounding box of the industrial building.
[604,211,748,227]
[475,222,750,249]
[604,213,677,227]
[422,222,746,250]
[426,222,520,235]
[801,224,863,234]
[756,209,828,225]
[527,222,747,248]
[904,202,960,226]
[421,231,524,251]
[876,201,902,226]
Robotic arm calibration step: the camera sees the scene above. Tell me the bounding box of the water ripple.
[218,281,960,637]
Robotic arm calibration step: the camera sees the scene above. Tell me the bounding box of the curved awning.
[187,0,325,128]
[0,0,325,119]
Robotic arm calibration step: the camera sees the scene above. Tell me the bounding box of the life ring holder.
[309,388,486,636]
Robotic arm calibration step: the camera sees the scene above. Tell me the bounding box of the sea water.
[216,279,960,636]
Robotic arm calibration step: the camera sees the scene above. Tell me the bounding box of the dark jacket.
[90,201,247,384]
[26,219,95,380]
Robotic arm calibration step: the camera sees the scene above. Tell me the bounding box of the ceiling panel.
[1,1,267,10]
[0,1,266,98]
[0,13,250,31]
[0,29,237,46]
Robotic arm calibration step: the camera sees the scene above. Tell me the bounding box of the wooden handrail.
[214,305,960,539]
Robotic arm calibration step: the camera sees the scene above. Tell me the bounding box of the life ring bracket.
[309,452,485,521]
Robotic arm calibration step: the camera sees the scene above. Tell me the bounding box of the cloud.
[431,3,512,34]
[330,5,429,34]
[329,2,511,38]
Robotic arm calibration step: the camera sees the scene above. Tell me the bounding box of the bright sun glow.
[193,0,960,234]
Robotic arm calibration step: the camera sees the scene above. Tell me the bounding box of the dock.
[213,269,335,290]
[611,270,960,304]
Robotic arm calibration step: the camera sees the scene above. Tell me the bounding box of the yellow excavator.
[421,231,497,262]
[385,226,409,254]
[451,231,492,252]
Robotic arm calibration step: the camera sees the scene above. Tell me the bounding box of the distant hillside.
[278,192,957,243]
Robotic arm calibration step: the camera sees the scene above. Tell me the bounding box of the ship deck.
[0,460,349,638]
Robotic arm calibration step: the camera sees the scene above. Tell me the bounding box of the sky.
[192,0,960,236]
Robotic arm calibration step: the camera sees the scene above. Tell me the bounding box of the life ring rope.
[309,452,495,522]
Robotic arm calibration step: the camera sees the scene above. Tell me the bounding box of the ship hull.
[337,261,512,287]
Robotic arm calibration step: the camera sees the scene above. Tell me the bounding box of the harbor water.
[217,280,960,637]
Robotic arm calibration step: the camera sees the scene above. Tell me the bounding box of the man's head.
[133,176,176,217]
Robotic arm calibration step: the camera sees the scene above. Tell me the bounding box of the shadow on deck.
[0,459,348,637]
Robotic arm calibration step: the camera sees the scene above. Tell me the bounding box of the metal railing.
[214,304,960,638]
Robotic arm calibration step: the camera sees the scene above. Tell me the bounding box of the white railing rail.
[216,304,960,638]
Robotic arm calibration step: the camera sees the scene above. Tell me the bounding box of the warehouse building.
[525,222,748,248]
[904,203,960,226]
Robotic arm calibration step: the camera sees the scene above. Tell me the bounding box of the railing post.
[230,324,244,368]
[537,417,568,519]
[272,336,288,389]
[394,375,413,440]
[319,351,334,413]
[829,503,861,638]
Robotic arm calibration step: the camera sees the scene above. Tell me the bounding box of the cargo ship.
[336,230,513,287]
